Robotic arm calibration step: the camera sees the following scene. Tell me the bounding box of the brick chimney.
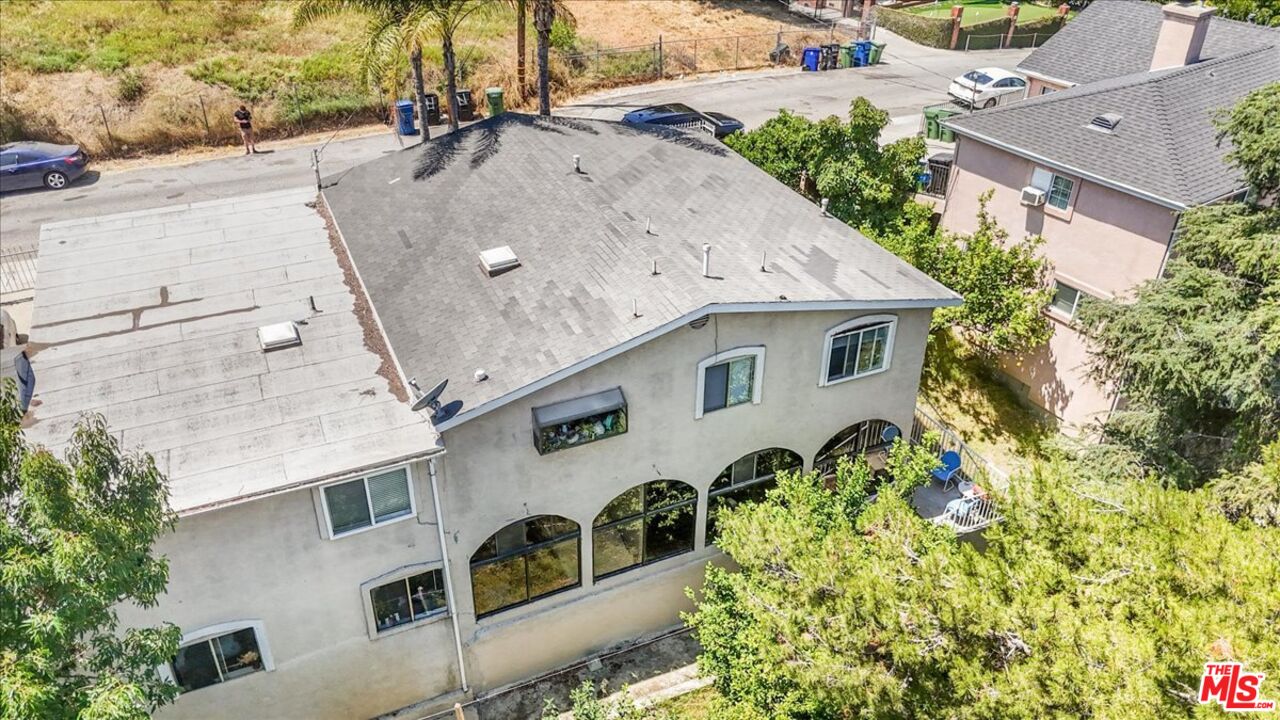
[1150,2,1216,71]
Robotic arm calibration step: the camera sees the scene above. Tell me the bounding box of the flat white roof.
[22,187,440,515]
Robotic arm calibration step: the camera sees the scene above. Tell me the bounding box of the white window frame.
[158,620,275,692]
[318,464,417,540]
[360,562,450,640]
[695,346,766,419]
[819,315,897,387]
[1030,167,1076,212]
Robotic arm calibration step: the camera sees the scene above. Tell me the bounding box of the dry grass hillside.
[0,0,832,158]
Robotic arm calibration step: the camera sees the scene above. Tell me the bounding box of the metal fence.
[1,247,38,301]
[963,32,1056,51]
[557,24,857,83]
[911,404,1010,491]
[920,155,952,198]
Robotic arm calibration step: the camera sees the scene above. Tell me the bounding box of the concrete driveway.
[0,32,1028,255]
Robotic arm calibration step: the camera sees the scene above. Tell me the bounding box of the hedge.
[874,7,954,49]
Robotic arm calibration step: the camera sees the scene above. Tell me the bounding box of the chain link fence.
[962,32,1056,51]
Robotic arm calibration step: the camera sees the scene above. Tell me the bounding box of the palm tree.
[508,0,570,102]
[294,0,434,142]
[417,0,490,132]
[532,0,574,116]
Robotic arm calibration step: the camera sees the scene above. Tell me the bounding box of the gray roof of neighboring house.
[946,45,1280,207]
[322,114,959,428]
[23,188,441,515]
[1018,0,1280,86]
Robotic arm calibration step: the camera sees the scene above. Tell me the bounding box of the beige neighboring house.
[938,0,1280,430]
[22,115,959,719]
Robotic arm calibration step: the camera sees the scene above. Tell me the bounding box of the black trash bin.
[423,92,441,125]
[454,89,475,122]
[820,43,841,71]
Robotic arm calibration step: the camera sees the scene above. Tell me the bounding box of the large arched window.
[470,515,580,618]
[813,419,899,476]
[707,448,802,543]
[593,481,697,580]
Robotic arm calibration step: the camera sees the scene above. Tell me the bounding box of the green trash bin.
[936,108,960,142]
[485,87,504,117]
[839,44,855,69]
[868,40,885,65]
[923,107,941,140]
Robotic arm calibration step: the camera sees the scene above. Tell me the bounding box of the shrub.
[115,69,147,104]
[89,46,130,72]
[19,47,87,73]
[873,7,953,48]
[550,19,580,53]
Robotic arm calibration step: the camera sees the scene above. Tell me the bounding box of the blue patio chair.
[931,450,962,491]
[881,425,901,444]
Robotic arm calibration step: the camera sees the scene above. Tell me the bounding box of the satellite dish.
[410,378,448,413]
[433,400,463,424]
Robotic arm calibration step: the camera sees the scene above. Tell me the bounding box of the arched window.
[470,515,580,618]
[820,315,897,386]
[593,481,697,580]
[707,448,802,543]
[813,419,899,476]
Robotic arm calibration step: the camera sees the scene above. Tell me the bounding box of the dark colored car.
[621,103,744,139]
[0,141,89,192]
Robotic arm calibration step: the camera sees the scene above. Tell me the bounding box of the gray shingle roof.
[322,114,958,427]
[947,46,1280,207]
[1018,0,1279,86]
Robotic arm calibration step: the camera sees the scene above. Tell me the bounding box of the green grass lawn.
[906,0,1063,26]
[918,332,1056,476]
[657,685,720,718]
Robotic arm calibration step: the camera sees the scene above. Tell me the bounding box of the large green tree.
[687,448,1280,720]
[872,196,1052,355]
[0,382,179,720]
[724,99,926,234]
[1076,83,1280,484]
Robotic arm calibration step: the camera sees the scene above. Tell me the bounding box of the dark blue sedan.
[0,141,89,192]
[621,103,744,139]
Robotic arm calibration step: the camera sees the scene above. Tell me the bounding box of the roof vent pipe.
[573,154,582,173]
[702,244,712,278]
[820,198,830,216]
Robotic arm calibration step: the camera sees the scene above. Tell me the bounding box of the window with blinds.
[322,467,414,538]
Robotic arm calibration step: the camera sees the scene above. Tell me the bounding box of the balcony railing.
[910,403,1009,533]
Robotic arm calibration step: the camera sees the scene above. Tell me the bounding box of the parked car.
[947,68,1026,109]
[0,141,89,192]
[621,103,744,139]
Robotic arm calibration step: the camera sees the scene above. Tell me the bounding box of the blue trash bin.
[394,99,418,136]
[853,40,872,68]
[802,47,821,72]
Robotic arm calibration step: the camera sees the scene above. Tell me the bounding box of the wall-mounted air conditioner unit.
[1020,186,1046,206]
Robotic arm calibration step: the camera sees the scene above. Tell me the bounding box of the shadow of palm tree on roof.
[412,112,726,181]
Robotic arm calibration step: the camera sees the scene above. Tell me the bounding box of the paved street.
[0,33,1027,255]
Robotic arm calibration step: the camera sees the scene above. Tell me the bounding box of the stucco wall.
[438,307,933,690]
[119,462,461,720]
[941,137,1178,426]
[119,306,934,718]
[1026,76,1069,96]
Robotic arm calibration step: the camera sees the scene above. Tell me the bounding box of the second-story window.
[695,347,766,419]
[321,467,414,538]
[370,570,447,633]
[822,316,896,386]
[169,623,272,693]
[1047,175,1074,210]
[1049,280,1095,320]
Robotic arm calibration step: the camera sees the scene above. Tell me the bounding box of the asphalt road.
[0,38,1028,255]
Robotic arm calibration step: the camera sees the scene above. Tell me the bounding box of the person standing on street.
[234,104,257,155]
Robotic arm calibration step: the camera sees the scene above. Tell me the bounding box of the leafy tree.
[1141,0,1280,26]
[294,0,437,142]
[542,680,667,720]
[724,99,926,234]
[873,196,1052,355]
[0,381,179,720]
[1210,436,1280,527]
[687,445,1280,720]
[1218,82,1280,198]
[1076,189,1280,484]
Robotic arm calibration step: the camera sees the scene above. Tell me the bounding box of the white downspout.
[429,456,469,693]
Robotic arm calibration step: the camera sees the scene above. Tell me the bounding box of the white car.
[947,68,1026,109]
